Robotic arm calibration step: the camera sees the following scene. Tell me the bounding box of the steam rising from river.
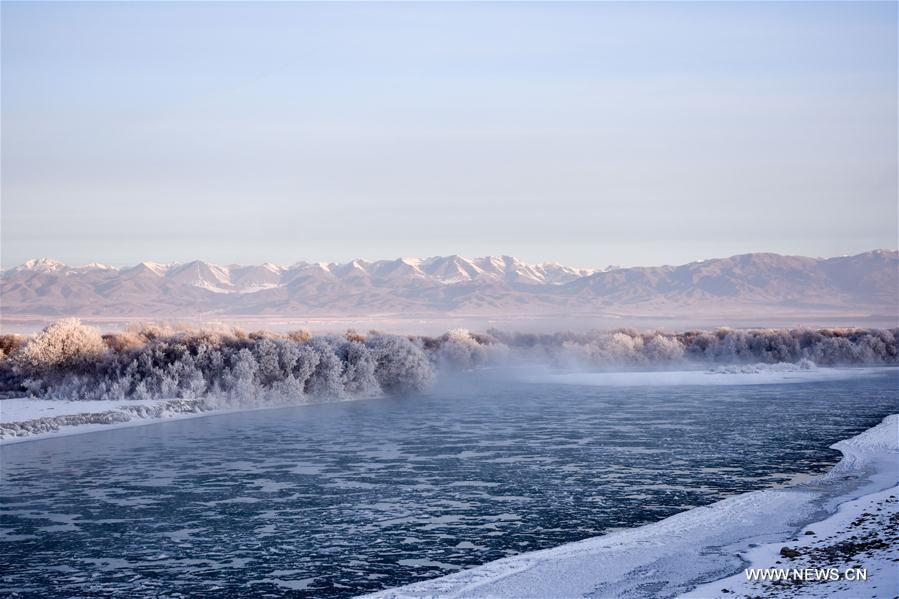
[0,320,895,402]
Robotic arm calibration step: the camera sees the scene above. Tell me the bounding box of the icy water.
[1,371,897,598]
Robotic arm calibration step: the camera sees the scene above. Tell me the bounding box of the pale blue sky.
[2,1,896,269]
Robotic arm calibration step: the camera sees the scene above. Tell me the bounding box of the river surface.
[1,370,896,598]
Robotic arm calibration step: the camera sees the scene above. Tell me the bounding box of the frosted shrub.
[102,331,145,352]
[366,334,434,394]
[808,336,858,365]
[337,341,379,396]
[12,319,107,394]
[14,319,106,372]
[436,329,488,369]
[644,335,685,362]
[292,343,320,389]
[6,320,895,403]
[480,327,897,368]
[252,338,283,386]
[0,335,25,361]
[9,322,436,402]
[287,329,312,343]
[224,349,259,400]
[304,337,345,398]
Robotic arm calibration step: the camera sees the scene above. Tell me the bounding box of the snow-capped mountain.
[14,258,69,273]
[2,251,896,324]
[228,263,284,292]
[165,260,234,292]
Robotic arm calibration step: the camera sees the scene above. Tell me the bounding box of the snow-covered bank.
[684,485,898,598]
[0,394,386,445]
[3,367,891,445]
[366,415,899,599]
[0,396,173,422]
[0,396,213,444]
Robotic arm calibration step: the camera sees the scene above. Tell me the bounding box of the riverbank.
[0,392,398,444]
[685,484,898,598]
[0,396,213,444]
[4,366,891,444]
[367,414,899,598]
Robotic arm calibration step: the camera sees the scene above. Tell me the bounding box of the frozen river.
[1,370,896,597]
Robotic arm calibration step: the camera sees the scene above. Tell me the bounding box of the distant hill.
[2,251,896,329]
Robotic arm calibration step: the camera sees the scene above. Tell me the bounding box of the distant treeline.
[0,320,432,402]
[0,320,896,401]
[478,328,899,369]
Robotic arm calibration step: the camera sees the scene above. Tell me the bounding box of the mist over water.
[2,321,896,405]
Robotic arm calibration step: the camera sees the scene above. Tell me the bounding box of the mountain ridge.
[3,250,896,323]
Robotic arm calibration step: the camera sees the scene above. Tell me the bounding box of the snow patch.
[708,359,817,374]
[0,397,166,422]
[0,397,212,443]
[14,258,67,272]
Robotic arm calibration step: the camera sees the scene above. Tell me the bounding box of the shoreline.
[0,395,373,446]
[366,414,899,598]
[3,366,892,445]
[684,483,898,598]
[2,374,895,597]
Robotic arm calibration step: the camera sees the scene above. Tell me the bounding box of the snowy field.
[367,414,898,599]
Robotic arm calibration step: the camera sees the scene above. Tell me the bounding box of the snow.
[0,393,384,445]
[0,397,163,422]
[14,258,67,272]
[193,280,233,293]
[537,366,889,387]
[684,485,899,598]
[73,262,117,271]
[0,397,213,444]
[366,415,899,599]
[707,359,816,374]
[683,414,899,598]
[135,261,173,276]
[260,262,284,273]
[236,283,280,294]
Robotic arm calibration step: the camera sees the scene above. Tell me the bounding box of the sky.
[1,1,896,269]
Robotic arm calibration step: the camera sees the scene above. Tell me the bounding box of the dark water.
[1,371,897,598]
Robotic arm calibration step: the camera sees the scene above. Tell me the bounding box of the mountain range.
[2,251,896,329]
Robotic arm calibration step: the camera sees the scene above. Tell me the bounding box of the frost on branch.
[2,322,895,402]
[477,327,898,368]
[365,334,434,395]
[5,324,434,402]
[13,319,106,372]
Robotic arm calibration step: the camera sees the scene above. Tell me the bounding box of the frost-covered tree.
[366,334,434,394]
[6,320,895,403]
[644,334,685,362]
[13,319,106,375]
[337,340,379,396]
[0,334,25,361]
[304,337,345,398]
[224,348,259,400]
[477,326,898,368]
[436,329,488,369]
